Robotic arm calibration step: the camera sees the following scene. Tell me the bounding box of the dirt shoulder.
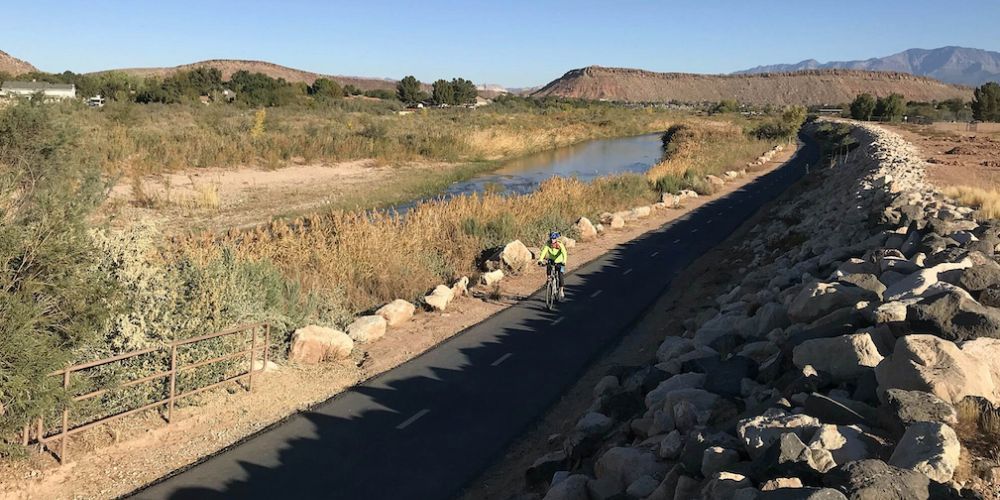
[0,147,796,500]
[884,123,1000,191]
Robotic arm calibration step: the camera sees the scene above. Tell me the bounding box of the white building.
[0,81,76,100]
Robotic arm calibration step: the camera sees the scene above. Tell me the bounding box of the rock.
[542,474,589,500]
[959,337,1000,390]
[575,217,598,241]
[500,240,534,272]
[611,214,625,229]
[737,410,821,459]
[702,447,741,477]
[288,325,353,363]
[480,269,504,287]
[707,174,726,187]
[656,336,695,363]
[377,299,416,327]
[760,477,803,491]
[792,333,884,381]
[701,472,751,500]
[674,476,703,500]
[251,359,280,372]
[838,273,887,300]
[452,276,470,296]
[906,289,1000,342]
[750,303,791,337]
[888,422,960,483]
[958,259,1000,291]
[788,282,875,323]
[875,334,998,405]
[424,284,455,311]
[808,424,871,465]
[644,373,706,409]
[526,451,568,486]
[346,315,387,342]
[883,261,972,301]
[757,488,847,499]
[802,393,874,428]
[626,475,660,498]
[576,412,614,436]
[632,206,652,219]
[594,375,620,399]
[748,432,833,483]
[595,447,668,490]
[822,459,930,500]
[659,430,684,460]
[884,389,958,426]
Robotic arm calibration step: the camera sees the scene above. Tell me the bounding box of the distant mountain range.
[735,46,1000,86]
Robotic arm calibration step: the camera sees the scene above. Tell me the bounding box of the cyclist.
[537,231,568,300]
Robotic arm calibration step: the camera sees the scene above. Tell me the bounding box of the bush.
[972,82,1000,122]
[849,93,876,121]
[0,103,111,455]
[874,93,906,122]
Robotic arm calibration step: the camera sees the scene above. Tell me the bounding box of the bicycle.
[542,261,562,311]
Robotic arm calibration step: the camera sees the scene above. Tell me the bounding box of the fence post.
[168,344,177,423]
[60,370,70,463]
[21,424,29,447]
[264,323,270,370]
[35,417,43,452]
[248,326,258,393]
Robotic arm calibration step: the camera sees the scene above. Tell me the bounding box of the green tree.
[396,75,423,105]
[343,84,362,96]
[432,79,455,105]
[711,99,739,114]
[849,93,876,121]
[310,78,343,100]
[940,98,966,120]
[451,78,478,105]
[364,89,396,100]
[972,82,1000,122]
[874,93,906,122]
[0,103,111,453]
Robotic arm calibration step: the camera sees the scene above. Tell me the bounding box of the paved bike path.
[131,136,819,500]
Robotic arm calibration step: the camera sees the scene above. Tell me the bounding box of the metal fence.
[22,322,271,463]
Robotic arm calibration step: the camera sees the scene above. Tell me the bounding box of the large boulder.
[500,240,534,272]
[737,409,822,459]
[906,288,1000,342]
[346,315,387,342]
[288,325,353,363]
[875,334,998,405]
[788,282,875,323]
[822,459,930,500]
[574,217,598,241]
[376,299,416,327]
[888,422,960,483]
[959,337,1000,390]
[424,285,455,311]
[542,474,589,500]
[479,269,504,287]
[807,424,872,466]
[882,260,971,301]
[792,333,884,381]
[884,389,958,426]
[594,447,668,490]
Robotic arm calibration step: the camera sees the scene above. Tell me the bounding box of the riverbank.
[0,143,797,500]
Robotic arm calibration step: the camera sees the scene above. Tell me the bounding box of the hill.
[736,46,1000,87]
[532,66,972,106]
[0,49,38,76]
[95,59,398,91]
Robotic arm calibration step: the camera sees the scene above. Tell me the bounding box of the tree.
[343,84,362,96]
[451,78,478,105]
[364,89,396,100]
[874,93,906,122]
[396,75,423,105]
[940,98,966,120]
[310,78,343,100]
[972,82,1000,122]
[849,93,876,121]
[432,79,455,105]
[711,99,739,114]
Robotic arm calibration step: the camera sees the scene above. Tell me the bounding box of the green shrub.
[0,103,111,455]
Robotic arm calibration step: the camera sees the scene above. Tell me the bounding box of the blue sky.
[2,0,997,87]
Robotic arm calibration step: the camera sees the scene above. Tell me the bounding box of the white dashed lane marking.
[491,353,513,367]
[590,290,603,298]
[650,251,659,257]
[552,317,564,325]
[396,409,430,430]
[623,268,633,275]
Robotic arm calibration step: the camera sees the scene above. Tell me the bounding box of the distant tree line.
[0,68,483,109]
[847,82,1000,122]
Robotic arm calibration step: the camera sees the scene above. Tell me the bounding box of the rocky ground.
[515,121,1000,500]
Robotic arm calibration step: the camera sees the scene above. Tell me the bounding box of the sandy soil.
[0,147,795,500]
[885,123,1000,191]
[100,159,450,234]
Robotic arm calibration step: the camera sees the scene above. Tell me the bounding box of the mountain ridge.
[532,66,972,105]
[0,50,39,76]
[735,46,1000,86]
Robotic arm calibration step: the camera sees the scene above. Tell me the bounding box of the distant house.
[0,81,76,100]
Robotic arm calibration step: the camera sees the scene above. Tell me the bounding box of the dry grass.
[956,397,1000,461]
[943,186,1000,220]
[176,175,656,316]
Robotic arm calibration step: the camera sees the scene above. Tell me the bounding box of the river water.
[391,132,664,212]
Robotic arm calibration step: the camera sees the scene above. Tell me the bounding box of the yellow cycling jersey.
[538,244,567,265]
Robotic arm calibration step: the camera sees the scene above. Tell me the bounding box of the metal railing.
[22,323,271,463]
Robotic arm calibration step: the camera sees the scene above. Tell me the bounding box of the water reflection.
[392,132,664,212]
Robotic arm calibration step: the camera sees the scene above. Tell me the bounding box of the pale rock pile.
[519,121,1000,499]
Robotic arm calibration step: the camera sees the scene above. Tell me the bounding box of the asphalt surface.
[131,135,819,500]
